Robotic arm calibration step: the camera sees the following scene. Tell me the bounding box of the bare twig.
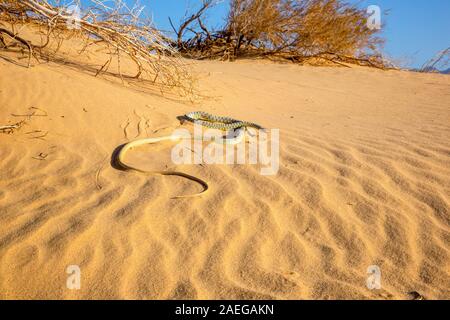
[0,0,195,97]
[174,0,213,48]
[0,26,32,66]
[421,47,450,73]
[0,119,26,134]
[29,131,48,140]
[11,106,48,118]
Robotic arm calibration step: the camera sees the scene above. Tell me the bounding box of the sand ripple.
[0,59,449,299]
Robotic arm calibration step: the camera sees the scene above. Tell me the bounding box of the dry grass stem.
[0,0,195,97]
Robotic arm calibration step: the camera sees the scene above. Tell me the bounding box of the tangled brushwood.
[170,0,386,68]
[0,0,389,98]
[420,47,450,73]
[0,0,194,96]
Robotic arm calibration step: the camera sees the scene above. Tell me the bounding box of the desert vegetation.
[0,0,194,96]
[0,0,388,97]
[169,0,385,67]
[420,46,450,73]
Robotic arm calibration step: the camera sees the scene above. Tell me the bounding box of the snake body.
[184,111,263,131]
[116,111,263,198]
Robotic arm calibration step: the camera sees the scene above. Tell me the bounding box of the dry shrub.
[420,47,450,73]
[0,0,195,97]
[173,0,385,67]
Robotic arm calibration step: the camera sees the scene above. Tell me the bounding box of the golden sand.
[0,55,449,299]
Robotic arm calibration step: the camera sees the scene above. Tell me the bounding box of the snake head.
[176,115,187,125]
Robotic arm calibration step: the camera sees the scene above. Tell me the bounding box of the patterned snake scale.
[184,111,263,131]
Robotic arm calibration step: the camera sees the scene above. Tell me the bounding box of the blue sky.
[145,0,450,69]
[357,0,450,68]
[79,0,449,69]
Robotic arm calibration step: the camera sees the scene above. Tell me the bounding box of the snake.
[115,111,263,199]
[183,111,263,131]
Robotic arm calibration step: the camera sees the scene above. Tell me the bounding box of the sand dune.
[0,55,449,299]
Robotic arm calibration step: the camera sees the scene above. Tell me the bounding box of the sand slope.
[0,57,449,299]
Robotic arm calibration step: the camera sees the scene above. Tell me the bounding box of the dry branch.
[171,0,213,48]
[420,47,450,73]
[0,119,26,134]
[170,0,386,68]
[0,0,195,96]
[0,26,32,66]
